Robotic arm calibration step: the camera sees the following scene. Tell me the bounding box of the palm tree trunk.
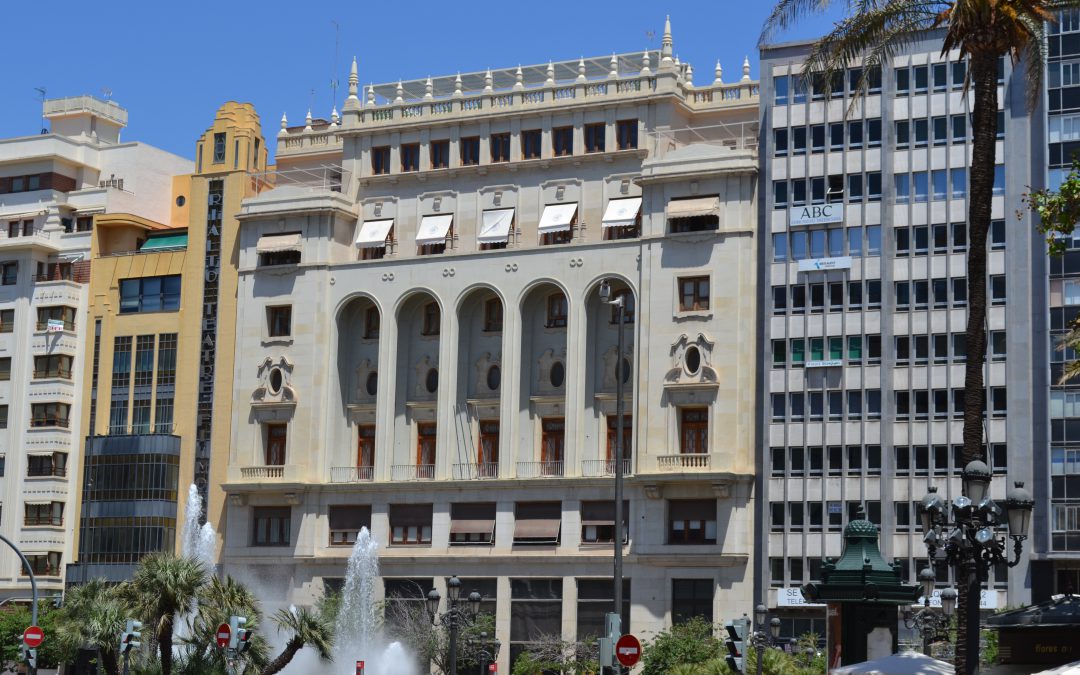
[261,638,304,675]
[957,48,1001,675]
[159,618,175,675]
[102,650,121,675]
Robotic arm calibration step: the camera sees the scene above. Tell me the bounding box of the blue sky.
[1,0,842,161]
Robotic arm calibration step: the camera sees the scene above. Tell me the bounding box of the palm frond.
[1020,14,1049,111]
[759,0,840,47]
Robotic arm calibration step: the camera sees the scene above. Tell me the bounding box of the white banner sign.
[46,319,65,333]
[790,204,843,227]
[798,256,852,272]
[806,359,843,369]
[776,587,825,607]
[916,589,998,610]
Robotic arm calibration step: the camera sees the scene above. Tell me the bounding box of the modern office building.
[1038,8,1080,600]
[757,32,1040,639]
[0,96,190,600]
[219,21,762,670]
[64,102,266,583]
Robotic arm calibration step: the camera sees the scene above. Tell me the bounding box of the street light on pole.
[599,278,627,675]
[902,568,956,655]
[750,604,781,675]
[428,576,482,675]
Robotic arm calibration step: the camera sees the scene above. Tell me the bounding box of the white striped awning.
[538,203,578,234]
[601,197,642,229]
[356,219,394,248]
[256,232,302,253]
[666,196,720,219]
[477,209,515,244]
[416,214,454,245]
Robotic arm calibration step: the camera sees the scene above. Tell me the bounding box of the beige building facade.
[221,21,760,670]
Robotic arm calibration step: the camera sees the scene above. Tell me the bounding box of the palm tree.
[186,576,270,673]
[52,579,130,675]
[129,552,208,675]
[760,2,1074,673]
[260,605,334,675]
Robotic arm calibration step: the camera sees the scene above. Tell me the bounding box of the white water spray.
[175,484,219,654]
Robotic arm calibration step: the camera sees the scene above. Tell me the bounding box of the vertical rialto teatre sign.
[195,179,224,520]
[789,204,844,227]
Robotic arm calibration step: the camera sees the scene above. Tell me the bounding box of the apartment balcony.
[452,462,500,480]
[330,466,375,483]
[236,464,303,481]
[391,464,435,481]
[517,461,564,478]
[581,459,633,477]
[656,453,712,472]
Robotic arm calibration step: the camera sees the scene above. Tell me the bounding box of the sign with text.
[776,587,826,607]
[46,319,65,333]
[916,589,998,610]
[797,256,852,272]
[790,204,843,227]
[806,359,843,369]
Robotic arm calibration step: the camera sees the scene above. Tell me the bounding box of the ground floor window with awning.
[256,232,302,266]
[538,203,577,245]
[601,197,642,240]
[580,500,629,544]
[356,219,394,260]
[513,501,561,545]
[416,214,453,255]
[478,208,515,250]
[449,502,496,545]
[667,195,720,233]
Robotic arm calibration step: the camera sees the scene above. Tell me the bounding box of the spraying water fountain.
[181,484,218,567]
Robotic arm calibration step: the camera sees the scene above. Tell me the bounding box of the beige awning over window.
[356,219,394,248]
[416,214,454,245]
[449,518,496,536]
[601,197,642,229]
[538,203,578,234]
[478,209,515,244]
[256,232,302,253]
[513,518,561,539]
[666,196,720,219]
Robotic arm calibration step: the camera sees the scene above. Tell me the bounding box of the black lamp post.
[918,460,1034,675]
[465,631,501,675]
[902,568,957,655]
[428,576,482,675]
[750,604,781,675]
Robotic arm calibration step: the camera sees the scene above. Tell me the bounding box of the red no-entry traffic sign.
[216,622,232,648]
[615,633,642,667]
[23,625,44,648]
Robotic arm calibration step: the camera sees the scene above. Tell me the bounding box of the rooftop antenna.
[329,20,340,111]
[101,86,112,100]
[34,87,47,134]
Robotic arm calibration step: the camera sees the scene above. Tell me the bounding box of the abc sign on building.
[789,204,844,227]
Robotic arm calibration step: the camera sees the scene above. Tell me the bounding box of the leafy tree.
[506,631,596,674]
[0,602,62,672]
[640,617,722,675]
[759,2,1076,671]
[128,552,209,675]
[52,579,131,675]
[184,575,270,674]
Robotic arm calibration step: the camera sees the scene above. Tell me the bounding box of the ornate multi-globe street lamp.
[427,576,482,675]
[902,567,957,655]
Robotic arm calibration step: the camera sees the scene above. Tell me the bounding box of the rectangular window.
[680,408,708,455]
[830,123,844,150]
[616,119,638,150]
[134,335,154,387]
[848,174,863,202]
[810,124,825,153]
[952,114,967,142]
[584,123,605,153]
[417,422,437,469]
[990,219,1006,249]
[867,172,882,201]
[933,116,949,145]
[119,275,181,314]
[460,137,481,166]
[430,140,450,169]
[24,501,64,527]
[847,120,863,148]
[668,499,717,545]
[678,276,709,311]
[792,126,807,155]
[552,127,573,157]
[31,402,70,428]
[265,423,287,465]
[993,165,1005,195]
[371,146,391,174]
[991,275,1006,305]
[774,75,789,104]
[1,262,17,286]
[774,128,789,156]
[914,118,929,146]
[113,336,132,392]
[390,503,433,545]
[896,67,910,94]
[36,305,76,331]
[580,501,628,545]
[131,397,151,434]
[154,397,174,433]
[913,65,928,93]
[450,502,496,546]
[913,171,929,202]
[33,354,73,380]
[932,170,947,201]
[213,132,226,163]
[329,505,373,546]
[521,130,542,159]
[513,502,561,545]
[672,579,714,625]
[267,306,292,337]
[252,506,291,546]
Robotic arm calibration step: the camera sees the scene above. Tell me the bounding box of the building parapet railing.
[517,461,565,478]
[330,466,375,483]
[43,95,128,126]
[644,120,759,154]
[452,462,500,480]
[247,165,346,196]
[656,454,712,471]
[241,466,284,479]
[581,459,633,477]
[391,464,435,481]
[279,130,343,156]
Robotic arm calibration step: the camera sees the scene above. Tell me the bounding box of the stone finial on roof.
[367,84,376,107]
[742,56,752,82]
[577,57,587,82]
[278,112,288,136]
[640,50,651,76]
[424,76,433,100]
[453,73,463,98]
[347,56,359,100]
[609,53,619,79]
[394,81,404,103]
[685,62,694,87]
[330,106,339,126]
[714,60,723,85]
[660,15,674,67]
[546,61,555,85]
[484,68,493,93]
[514,65,524,91]
[304,109,312,131]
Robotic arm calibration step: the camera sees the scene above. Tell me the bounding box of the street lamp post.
[599,278,627,671]
[902,568,957,655]
[428,576,482,675]
[751,604,781,675]
[466,631,501,674]
[918,461,1034,675]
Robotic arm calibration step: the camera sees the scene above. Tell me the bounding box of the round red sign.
[215,623,232,648]
[23,625,44,648]
[615,633,642,667]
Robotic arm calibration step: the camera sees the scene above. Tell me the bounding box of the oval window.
[425,367,439,393]
[685,346,701,375]
[486,365,501,391]
[175,195,186,207]
[268,367,283,394]
[550,361,565,388]
[621,357,632,384]
[365,371,378,396]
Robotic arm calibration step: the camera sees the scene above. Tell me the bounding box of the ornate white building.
[220,20,761,669]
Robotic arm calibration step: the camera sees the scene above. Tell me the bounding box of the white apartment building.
[0,97,191,601]
[219,22,763,670]
[757,32,1039,641]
